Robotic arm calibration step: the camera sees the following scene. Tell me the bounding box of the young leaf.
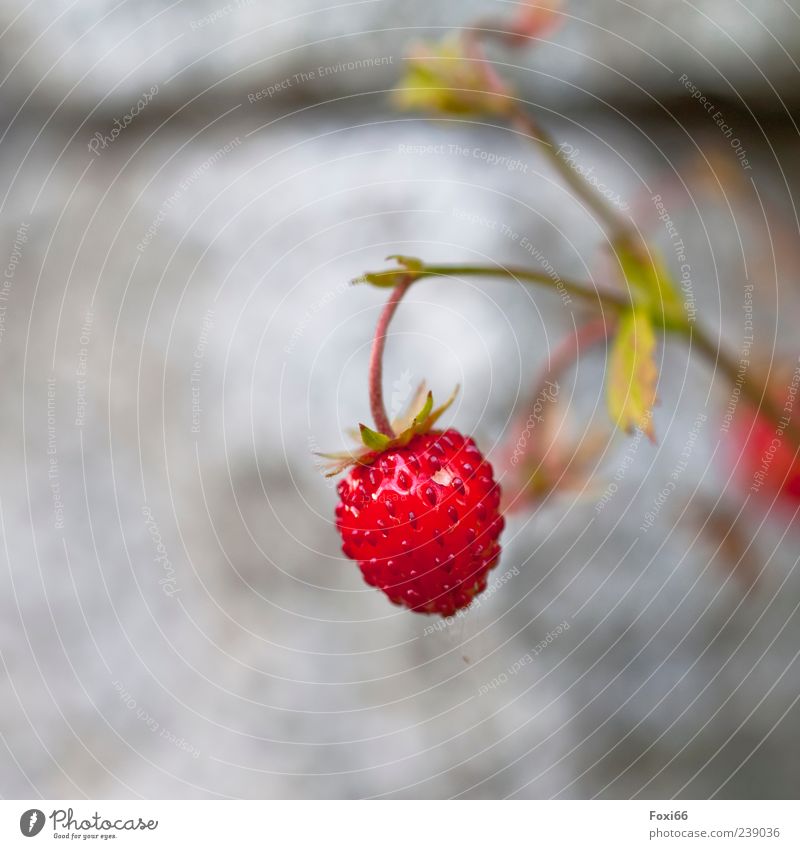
[607,309,658,441]
[354,255,424,289]
[392,36,514,118]
[385,255,423,272]
[614,238,683,327]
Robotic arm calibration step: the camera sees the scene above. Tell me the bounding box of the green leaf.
[392,36,514,118]
[359,424,392,451]
[607,310,658,441]
[615,238,683,325]
[356,270,406,288]
[385,255,423,272]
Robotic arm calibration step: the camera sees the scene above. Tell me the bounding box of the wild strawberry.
[318,275,505,616]
[729,404,800,505]
[334,428,503,615]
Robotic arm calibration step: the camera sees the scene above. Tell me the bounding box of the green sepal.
[315,384,460,477]
[358,423,391,451]
[412,391,434,427]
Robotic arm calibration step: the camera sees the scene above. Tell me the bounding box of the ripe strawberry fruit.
[335,428,504,615]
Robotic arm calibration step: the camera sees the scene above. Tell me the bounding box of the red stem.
[540,316,616,395]
[369,277,413,436]
[504,315,616,468]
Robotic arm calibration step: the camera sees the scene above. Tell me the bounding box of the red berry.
[335,428,504,615]
[730,407,800,505]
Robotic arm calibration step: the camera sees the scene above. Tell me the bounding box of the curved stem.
[504,315,616,470]
[540,315,617,392]
[366,260,800,450]
[369,276,413,436]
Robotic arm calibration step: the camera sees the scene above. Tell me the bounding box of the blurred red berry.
[335,429,504,615]
[730,407,800,503]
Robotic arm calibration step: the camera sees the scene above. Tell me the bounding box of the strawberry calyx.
[317,383,459,477]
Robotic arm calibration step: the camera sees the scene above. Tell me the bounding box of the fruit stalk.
[369,275,413,436]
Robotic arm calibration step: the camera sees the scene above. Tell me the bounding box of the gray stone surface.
[1,0,799,115]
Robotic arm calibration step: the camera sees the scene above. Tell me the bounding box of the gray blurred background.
[2,0,800,799]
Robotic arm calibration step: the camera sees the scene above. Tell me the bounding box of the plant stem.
[415,263,632,312]
[367,257,800,450]
[369,276,413,436]
[467,27,636,243]
[542,315,617,389]
[500,316,616,508]
[389,29,798,453]
[500,101,800,447]
[686,322,800,448]
[415,262,800,447]
[509,110,632,241]
[505,314,616,463]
